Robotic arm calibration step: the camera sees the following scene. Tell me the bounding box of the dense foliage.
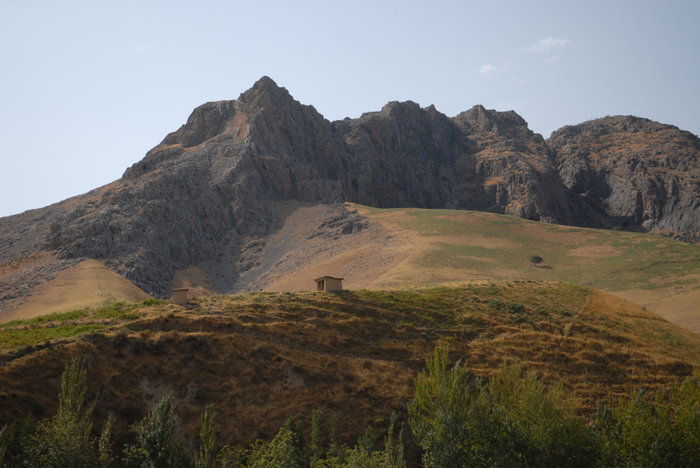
[1,351,697,467]
[408,346,596,467]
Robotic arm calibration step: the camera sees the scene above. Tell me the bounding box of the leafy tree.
[594,371,700,467]
[327,412,339,458]
[671,372,700,465]
[28,357,113,467]
[381,411,405,468]
[312,412,405,468]
[530,255,543,266]
[0,424,5,463]
[246,418,307,468]
[196,404,219,468]
[0,416,36,465]
[407,346,472,467]
[356,426,376,454]
[123,393,190,467]
[484,363,596,467]
[98,415,115,467]
[408,348,595,467]
[310,409,324,464]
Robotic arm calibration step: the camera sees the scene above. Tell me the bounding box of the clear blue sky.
[1,0,698,217]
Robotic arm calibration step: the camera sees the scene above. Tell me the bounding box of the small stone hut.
[315,276,343,292]
[172,288,189,306]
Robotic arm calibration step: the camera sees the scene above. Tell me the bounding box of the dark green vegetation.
[0,299,167,351]
[408,347,700,467]
[1,284,699,466]
[530,255,543,266]
[2,351,698,467]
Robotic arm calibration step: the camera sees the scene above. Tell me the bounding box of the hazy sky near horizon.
[1,0,698,217]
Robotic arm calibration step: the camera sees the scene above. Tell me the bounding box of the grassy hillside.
[354,205,700,333]
[1,282,698,449]
[1,258,151,323]
[4,204,697,337]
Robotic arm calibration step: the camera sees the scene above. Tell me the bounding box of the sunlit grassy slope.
[4,259,151,323]
[354,205,700,333]
[1,283,698,448]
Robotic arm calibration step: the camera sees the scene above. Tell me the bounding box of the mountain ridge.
[1,76,698,311]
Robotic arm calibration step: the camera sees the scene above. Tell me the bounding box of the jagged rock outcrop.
[549,116,700,241]
[1,76,698,304]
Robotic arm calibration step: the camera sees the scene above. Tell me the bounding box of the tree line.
[1,347,698,467]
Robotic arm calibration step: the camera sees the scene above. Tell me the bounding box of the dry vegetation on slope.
[3,202,698,339]
[1,282,697,450]
[352,204,700,333]
[2,259,150,322]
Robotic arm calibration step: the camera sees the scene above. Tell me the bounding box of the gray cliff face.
[39,77,356,296]
[337,101,467,209]
[549,116,700,241]
[452,105,580,224]
[2,77,699,299]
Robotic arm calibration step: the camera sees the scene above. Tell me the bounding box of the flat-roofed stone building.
[314,276,343,292]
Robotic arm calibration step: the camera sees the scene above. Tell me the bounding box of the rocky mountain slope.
[550,116,700,241]
[1,77,698,311]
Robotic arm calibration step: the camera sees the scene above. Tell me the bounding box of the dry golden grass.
[0,282,697,449]
[4,259,150,323]
[350,204,700,333]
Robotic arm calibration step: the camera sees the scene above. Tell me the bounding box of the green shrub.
[95,302,139,321]
[27,358,113,467]
[122,394,189,467]
[141,298,169,307]
[312,412,405,468]
[593,371,700,467]
[246,418,307,468]
[484,363,596,467]
[0,416,36,465]
[408,348,596,467]
[407,346,472,467]
[195,404,219,468]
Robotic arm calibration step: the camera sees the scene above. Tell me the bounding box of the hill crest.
[1,282,698,448]
[0,77,698,317]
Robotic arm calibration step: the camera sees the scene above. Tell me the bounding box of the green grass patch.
[94,302,140,321]
[390,208,700,292]
[140,298,168,307]
[0,324,104,350]
[0,299,162,331]
[0,300,151,350]
[0,308,90,328]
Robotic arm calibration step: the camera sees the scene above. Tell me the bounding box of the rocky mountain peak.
[549,115,700,240]
[160,100,237,148]
[453,105,532,138]
[155,77,300,151]
[251,75,280,91]
[379,100,422,115]
[238,75,296,111]
[550,115,656,141]
[1,76,699,307]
